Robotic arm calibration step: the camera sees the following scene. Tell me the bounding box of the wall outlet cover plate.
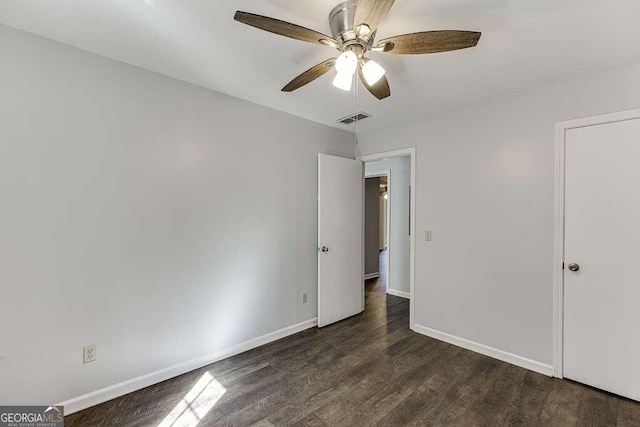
[83,344,97,364]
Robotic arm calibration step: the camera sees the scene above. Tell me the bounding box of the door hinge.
[562,262,565,270]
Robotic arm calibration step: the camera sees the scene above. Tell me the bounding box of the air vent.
[338,112,371,125]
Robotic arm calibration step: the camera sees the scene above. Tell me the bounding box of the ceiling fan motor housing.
[329,1,376,56]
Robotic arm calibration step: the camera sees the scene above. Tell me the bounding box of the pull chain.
[353,71,359,146]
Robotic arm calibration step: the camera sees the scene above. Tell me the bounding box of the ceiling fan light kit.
[234,0,482,100]
[332,71,354,91]
[332,50,358,91]
[335,50,358,75]
[361,59,385,86]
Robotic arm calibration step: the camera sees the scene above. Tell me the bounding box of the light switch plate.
[424,230,433,241]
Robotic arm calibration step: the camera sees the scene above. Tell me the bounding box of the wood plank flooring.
[66,260,640,426]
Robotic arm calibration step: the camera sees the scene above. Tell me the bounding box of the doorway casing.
[358,147,416,330]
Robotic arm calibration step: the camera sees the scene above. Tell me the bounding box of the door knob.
[568,263,580,272]
[321,246,329,253]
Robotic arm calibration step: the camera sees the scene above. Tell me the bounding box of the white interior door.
[318,154,364,328]
[564,118,640,401]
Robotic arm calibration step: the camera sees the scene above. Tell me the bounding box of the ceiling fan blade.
[234,11,337,47]
[358,61,391,100]
[377,31,481,55]
[282,58,336,92]
[353,0,396,34]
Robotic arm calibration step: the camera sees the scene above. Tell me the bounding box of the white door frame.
[358,147,416,330]
[553,107,640,378]
[365,170,391,293]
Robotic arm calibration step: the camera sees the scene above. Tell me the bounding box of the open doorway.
[364,173,390,291]
[316,149,415,329]
[358,148,416,329]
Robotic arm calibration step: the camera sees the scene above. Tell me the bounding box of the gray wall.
[0,24,354,406]
[365,157,411,295]
[364,177,380,276]
[357,62,640,367]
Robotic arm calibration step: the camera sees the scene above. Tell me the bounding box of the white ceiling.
[2,0,640,132]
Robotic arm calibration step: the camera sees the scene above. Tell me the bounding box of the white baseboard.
[387,289,410,299]
[413,324,553,377]
[364,273,381,280]
[59,318,318,415]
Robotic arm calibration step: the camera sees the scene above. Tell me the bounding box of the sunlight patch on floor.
[157,371,226,427]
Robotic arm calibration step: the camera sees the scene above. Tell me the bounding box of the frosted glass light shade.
[362,60,386,86]
[335,51,358,75]
[332,72,353,91]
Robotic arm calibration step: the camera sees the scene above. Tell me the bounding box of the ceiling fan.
[234,0,481,100]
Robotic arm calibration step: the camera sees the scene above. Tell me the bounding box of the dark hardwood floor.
[67,263,640,426]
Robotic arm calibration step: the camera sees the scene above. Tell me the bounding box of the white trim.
[364,171,390,179]
[378,171,393,292]
[361,160,366,313]
[553,120,566,379]
[364,272,380,280]
[365,170,391,293]
[358,147,416,163]
[553,107,640,379]
[413,324,553,377]
[58,318,318,415]
[358,147,416,331]
[387,289,410,299]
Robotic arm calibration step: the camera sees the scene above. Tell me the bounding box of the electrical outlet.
[302,293,308,304]
[83,344,97,364]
